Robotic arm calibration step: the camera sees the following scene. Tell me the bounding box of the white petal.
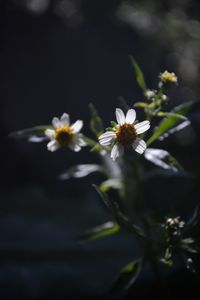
[99,131,116,146]
[135,121,150,135]
[77,136,86,147]
[73,134,86,147]
[115,108,125,125]
[111,143,124,161]
[60,113,70,125]
[99,131,116,139]
[69,142,81,152]
[47,140,60,152]
[99,137,114,146]
[45,129,55,139]
[126,109,136,124]
[71,120,83,133]
[132,138,146,154]
[52,117,61,129]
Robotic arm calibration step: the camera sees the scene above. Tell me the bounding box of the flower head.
[45,113,85,152]
[98,108,150,160]
[160,71,178,84]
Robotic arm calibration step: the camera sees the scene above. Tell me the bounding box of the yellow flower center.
[115,123,137,147]
[54,126,73,146]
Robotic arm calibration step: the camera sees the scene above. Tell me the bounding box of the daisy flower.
[45,113,85,152]
[98,108,150,161]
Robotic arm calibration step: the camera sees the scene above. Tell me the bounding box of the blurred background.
[1,0,200,299]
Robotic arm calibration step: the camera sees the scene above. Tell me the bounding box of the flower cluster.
[11,61,198,293]
[45,109,150,161]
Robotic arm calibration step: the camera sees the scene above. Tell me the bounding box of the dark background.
[0,0,200,299]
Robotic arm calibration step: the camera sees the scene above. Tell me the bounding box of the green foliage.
[147,102,193,145]
[9,125,51,142]
[130,56,147,92]
[60,164,104,180]
[80,222,120,241]
[111,259,143,294]
[144,148,184,172]
[89,103,104,137]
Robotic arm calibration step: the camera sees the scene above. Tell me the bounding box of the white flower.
[98,108,150,161]
[45,113,85,152]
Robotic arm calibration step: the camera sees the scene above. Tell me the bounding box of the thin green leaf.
[111,259,143,294]
[157,112,188,120]
[134,102,149,108]
[89,103,104,137]
[187,206,200,228]
[93,185,146,239]
[130,56,147,92]
[10,125,51,142]
[99,178,123,192]
[144,148,184,172]
[60,164,104,180]
[80,221,120,241]
[147,102,193,146]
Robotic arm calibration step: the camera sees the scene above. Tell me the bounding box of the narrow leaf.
[60,164,104,180]
[144,148,184,172]
[111,259,143,294]
[134,102,149,108]
[89,103,104,137]
[10,125,51,142]
[80,221,120,241]
[147,102,193,145]
[130,56,147,92]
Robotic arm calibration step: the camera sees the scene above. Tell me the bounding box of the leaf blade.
[147,102,193,146]
[130,56,147,92]
[80,221,120,242]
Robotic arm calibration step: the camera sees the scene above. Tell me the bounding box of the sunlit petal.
[115,108,125,125]
[135,121,150,135]
[71,120,83,133]
[111,143,124,160]
[132,138,146,154]
[126,109,136,124]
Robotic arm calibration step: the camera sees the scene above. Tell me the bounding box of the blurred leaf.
[130,56,147,92]
[111,121,117,127]
[93,185,146,238]
[134,102,149,108]
[89,103,104,137]
[157,112,188,120]
[10,125,51,142]
[181,238,197,253]
[80,221,120,241]
[144,148,184,172]
[111,259,143,294]
[60,164,104,180]
[99,178,123,192]
[187,206,200,228]
[118,96,130,112]
[147,102,193,145]
[160,251,173,267]
[93,184,112,209]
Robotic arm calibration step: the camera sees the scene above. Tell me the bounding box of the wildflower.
[98,108,150,160]
[160,71,178,84]
[45,113,85,152]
